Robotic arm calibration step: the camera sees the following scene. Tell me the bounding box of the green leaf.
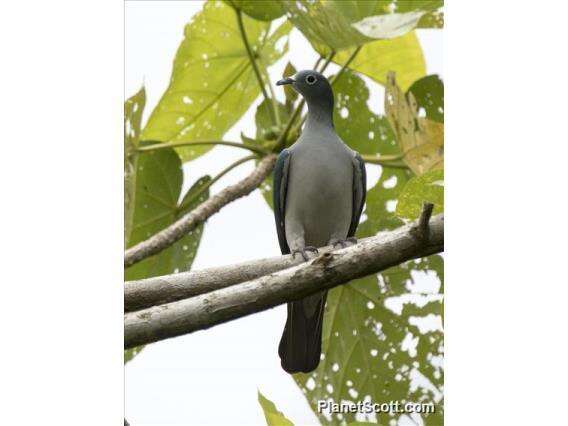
[142,0,292,162]
[281,0,435,53]
[124,346,144,364]
[124,87,146,246]
[291,74,443,425]
[227,0,285,21]
[396,170,444,220]
[333,70,398,156]
[408,75,444,123]
[257,391,294,426]
[418,9,444,28]
[332,31,425,91]
[385,72,444,175]
[125,147,209,281]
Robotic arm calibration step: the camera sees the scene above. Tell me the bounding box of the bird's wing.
[273,149,292,254]
[347,153,367,238]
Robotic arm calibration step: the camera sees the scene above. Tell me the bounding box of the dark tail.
[278,291,327,374]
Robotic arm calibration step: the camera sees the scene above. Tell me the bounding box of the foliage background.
[125,1,443,425]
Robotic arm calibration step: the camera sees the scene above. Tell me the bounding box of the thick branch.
[124,214,443,349]
[124,154,277,267]
[127,240,345,312]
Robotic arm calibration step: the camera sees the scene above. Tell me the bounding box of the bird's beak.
[276,77,295,86]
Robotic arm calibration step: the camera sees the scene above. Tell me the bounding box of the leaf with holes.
[142,0,291,162]
[332,31,425,91]
[295,180,444,425]
[333,70,399,156]
[281,0,439,53]
[408,74,444,123]
[385,72,444,175]
[125,87,146,246]
[227,0,285,21]
[397,170,444,220]
[257,391,294,426]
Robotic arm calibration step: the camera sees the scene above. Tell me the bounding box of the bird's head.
[277,70,334,113]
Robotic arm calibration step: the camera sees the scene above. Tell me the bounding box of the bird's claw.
[292,246,319,261]
[331,237,358,249]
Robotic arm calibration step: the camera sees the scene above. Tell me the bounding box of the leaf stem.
[178,155,257,212]
[235,10,277,126]
[361,155,410,169]
[137,140,269,156]
[262,64,281,127]
[330,45,362,84]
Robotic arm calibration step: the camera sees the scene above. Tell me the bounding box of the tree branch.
[126,237,346,312]
[124,214,443,349]
[124,154,277,267]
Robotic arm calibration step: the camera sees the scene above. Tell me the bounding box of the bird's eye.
[305,75,317,85]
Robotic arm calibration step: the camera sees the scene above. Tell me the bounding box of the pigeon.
[274,70,366,373]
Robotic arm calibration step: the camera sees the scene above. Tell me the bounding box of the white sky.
[125,2,443,425]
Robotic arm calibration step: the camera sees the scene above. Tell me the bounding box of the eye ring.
[305,75,317,85]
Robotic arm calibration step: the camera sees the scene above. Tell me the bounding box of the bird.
[274,70,367,373]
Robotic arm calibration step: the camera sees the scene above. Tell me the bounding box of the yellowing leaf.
[385,72,444,175]
[124,87,146,246]
[257,391,294,426]
[333,31,425,91]
[142,1,292,162]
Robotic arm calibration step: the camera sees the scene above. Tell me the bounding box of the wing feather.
[347,153,367,238]
[273,149,291,254]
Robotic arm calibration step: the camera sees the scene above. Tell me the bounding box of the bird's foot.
[292,246,319,261]
[331,237,358,249]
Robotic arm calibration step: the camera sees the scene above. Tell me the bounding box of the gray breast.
[285,138,354,248]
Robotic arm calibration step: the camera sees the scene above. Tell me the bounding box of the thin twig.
[137,140,268,156]
[124,154,277,267]
[412,202,435,241]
